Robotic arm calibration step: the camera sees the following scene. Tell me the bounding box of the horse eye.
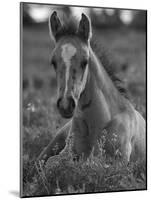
[81,60,88,70]
[51,60,57,70]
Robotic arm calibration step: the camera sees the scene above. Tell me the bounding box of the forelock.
[54,17,88,43]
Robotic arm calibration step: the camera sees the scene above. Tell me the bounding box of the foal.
[38,11,146,164]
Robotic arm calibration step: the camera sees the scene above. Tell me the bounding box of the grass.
[21,25,146,197]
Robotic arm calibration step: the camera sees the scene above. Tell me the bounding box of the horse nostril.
[68,97,75,112]
[57,97,62,109]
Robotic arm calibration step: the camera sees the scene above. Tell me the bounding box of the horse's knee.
[38,126,69,163]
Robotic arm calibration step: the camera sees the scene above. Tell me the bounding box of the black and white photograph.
[20,2,147,197]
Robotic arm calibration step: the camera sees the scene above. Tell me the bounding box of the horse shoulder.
[104,111,132,136]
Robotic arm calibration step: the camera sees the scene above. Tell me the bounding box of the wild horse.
[38,11,146,165]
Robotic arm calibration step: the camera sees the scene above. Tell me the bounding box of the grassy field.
[22,24,146,197]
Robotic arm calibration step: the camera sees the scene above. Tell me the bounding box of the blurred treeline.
[22,4,146,30]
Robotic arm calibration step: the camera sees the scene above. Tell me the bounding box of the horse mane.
[55,17,129,99]
[91,40,129,99]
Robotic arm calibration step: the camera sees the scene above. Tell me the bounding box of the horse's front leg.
[64,117,93,160]
[37,120,71,164]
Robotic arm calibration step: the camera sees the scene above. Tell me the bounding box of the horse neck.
[79,47,125,116]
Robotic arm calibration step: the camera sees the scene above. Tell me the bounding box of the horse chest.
[72,100,111,144]
[84,96,111,129]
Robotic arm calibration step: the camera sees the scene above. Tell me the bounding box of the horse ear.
[49,11,62,41]
[77,13,92,42]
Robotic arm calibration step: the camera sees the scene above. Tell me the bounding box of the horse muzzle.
[57,96,76,118]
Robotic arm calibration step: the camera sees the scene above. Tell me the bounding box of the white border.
[0,0,150,199]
